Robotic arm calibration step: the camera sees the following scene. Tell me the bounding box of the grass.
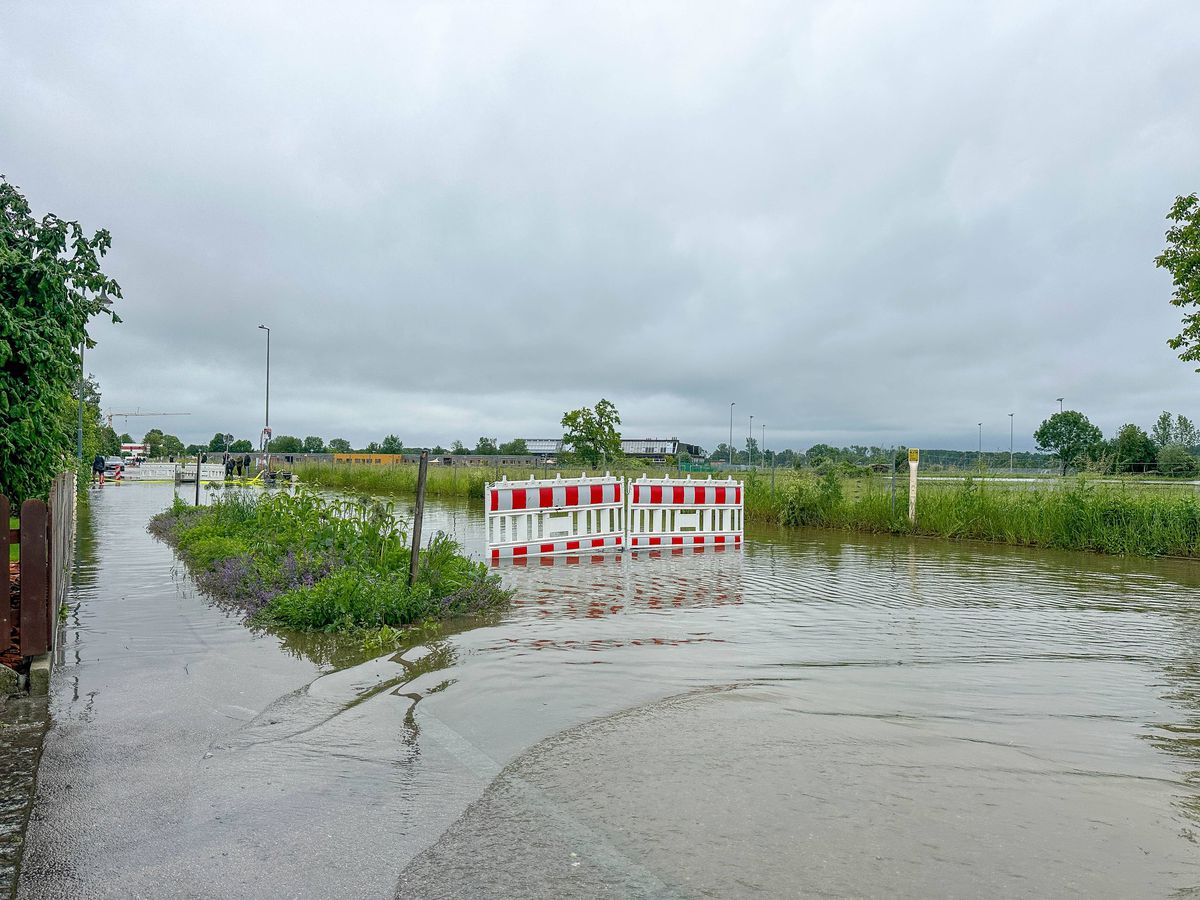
[778,472,1200,557]
[148,489,511,635]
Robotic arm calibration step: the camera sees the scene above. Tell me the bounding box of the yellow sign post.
[907,447,919,524]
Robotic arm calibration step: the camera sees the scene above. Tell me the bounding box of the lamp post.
[761,423,766,471]
[978,422,983,467]
[258,325,271,455]
[1057,397,1064,413]
[1008,413,1014,473]
[729,402,735,466]
[749,414,754,467]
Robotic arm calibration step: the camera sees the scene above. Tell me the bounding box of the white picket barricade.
[627,474,743,550]
[486,473,624,562]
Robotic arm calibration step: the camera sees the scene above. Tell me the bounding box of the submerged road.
[17,486,488,898]
[17,482,1200,897]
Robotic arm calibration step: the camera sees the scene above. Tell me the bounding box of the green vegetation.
[1158,192,1200,367]
[778,474,1200,557]
[148,490,510,633]
[1035,411,1103,475]
[561,398,623,467]
[1,177,121,502]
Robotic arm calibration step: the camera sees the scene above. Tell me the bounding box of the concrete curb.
[28,655,51,696]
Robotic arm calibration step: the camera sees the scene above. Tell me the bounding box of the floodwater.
[14,482,1200,898]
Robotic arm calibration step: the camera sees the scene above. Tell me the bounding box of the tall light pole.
[761,423,766,471]
[258,325,271,454]
[729,402,735,466]
[978,422,983,466]
[748,414,754,467]
[1056,397,1064,413]
[1008,413,1014,473]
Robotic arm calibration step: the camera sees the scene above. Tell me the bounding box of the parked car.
[104,456,125,476]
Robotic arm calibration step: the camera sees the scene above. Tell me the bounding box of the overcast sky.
[3,1,1199,453]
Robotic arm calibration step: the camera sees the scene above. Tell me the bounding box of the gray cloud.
[3,0,1199,453]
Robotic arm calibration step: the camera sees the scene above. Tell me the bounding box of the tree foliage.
[302,435,324,453]
[1034,411,1103,475]
[1158,193,1200,368]
[327,438,351,453]
[473,437,498,455]
[498,438,528,455]
[268,434,304,453]
[1109,423,1158,473]
[0,178,121,500]
[380,434,403,454]
[1157,443,1198,477]
[561,399,622,468]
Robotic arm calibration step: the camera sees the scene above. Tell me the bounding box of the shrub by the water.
[149,490,510,632]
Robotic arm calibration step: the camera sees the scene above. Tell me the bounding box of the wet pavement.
[13,482,1200,897]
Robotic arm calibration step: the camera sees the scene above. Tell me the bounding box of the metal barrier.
[486,474,624,562]
[627,474,743,550]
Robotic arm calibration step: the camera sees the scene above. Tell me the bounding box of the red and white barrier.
[627,474,743,550]
[486,474,624,562]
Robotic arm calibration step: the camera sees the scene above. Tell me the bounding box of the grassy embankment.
[294,462,1200,557]
[148,490,510,637]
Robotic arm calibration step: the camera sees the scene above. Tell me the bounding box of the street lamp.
[749,414,754,467]
[977,422,983,465]
[258,325,271,454]
[1008,413,1014,473]
[729,402,735,465]
[1056,397,1064,413]
[761,423,766,471]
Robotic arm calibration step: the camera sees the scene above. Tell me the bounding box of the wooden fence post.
[19,499,49,657]
[408,451,429,586]
[1,495,9,653]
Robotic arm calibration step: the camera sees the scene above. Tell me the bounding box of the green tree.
[302,435,324,453]
[1034,411,1103,475]
[327,438,351,453]
[161,434,185,457]
[1176,414,1198,447]
[1158,443,1198,477]
[229,439,253,453]
[1158,193,1200,367]
[1111,423,1158,473]
[380,434,403,454]
[561,399,622,468]
[430,444,448,455]
[207,432,233,452]
[450,440,468,455]
[473,437,499,455]
[0,178,121,501]
[498,438,528,455]
[1152,411,1175,448]
[144,428,165,458]
[118,432,132,443]
[365,441,382,453]
[268,434,303,453]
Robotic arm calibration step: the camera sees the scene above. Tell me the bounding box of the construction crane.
[105,410,192,429]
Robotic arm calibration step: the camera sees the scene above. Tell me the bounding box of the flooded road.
[16,482,1200,897]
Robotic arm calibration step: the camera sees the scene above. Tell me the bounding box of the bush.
[149,489,511,633]
[1157,443,1198,478]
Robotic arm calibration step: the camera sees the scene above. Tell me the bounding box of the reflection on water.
[18,483,1200,898]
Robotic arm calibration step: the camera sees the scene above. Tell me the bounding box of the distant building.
[521,438,702,462]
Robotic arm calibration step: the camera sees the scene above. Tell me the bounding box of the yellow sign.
[908,448,920,463]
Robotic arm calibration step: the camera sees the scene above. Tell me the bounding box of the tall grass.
[780,475,1200,556]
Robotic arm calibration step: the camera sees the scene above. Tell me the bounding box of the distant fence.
[2,472,75,665]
